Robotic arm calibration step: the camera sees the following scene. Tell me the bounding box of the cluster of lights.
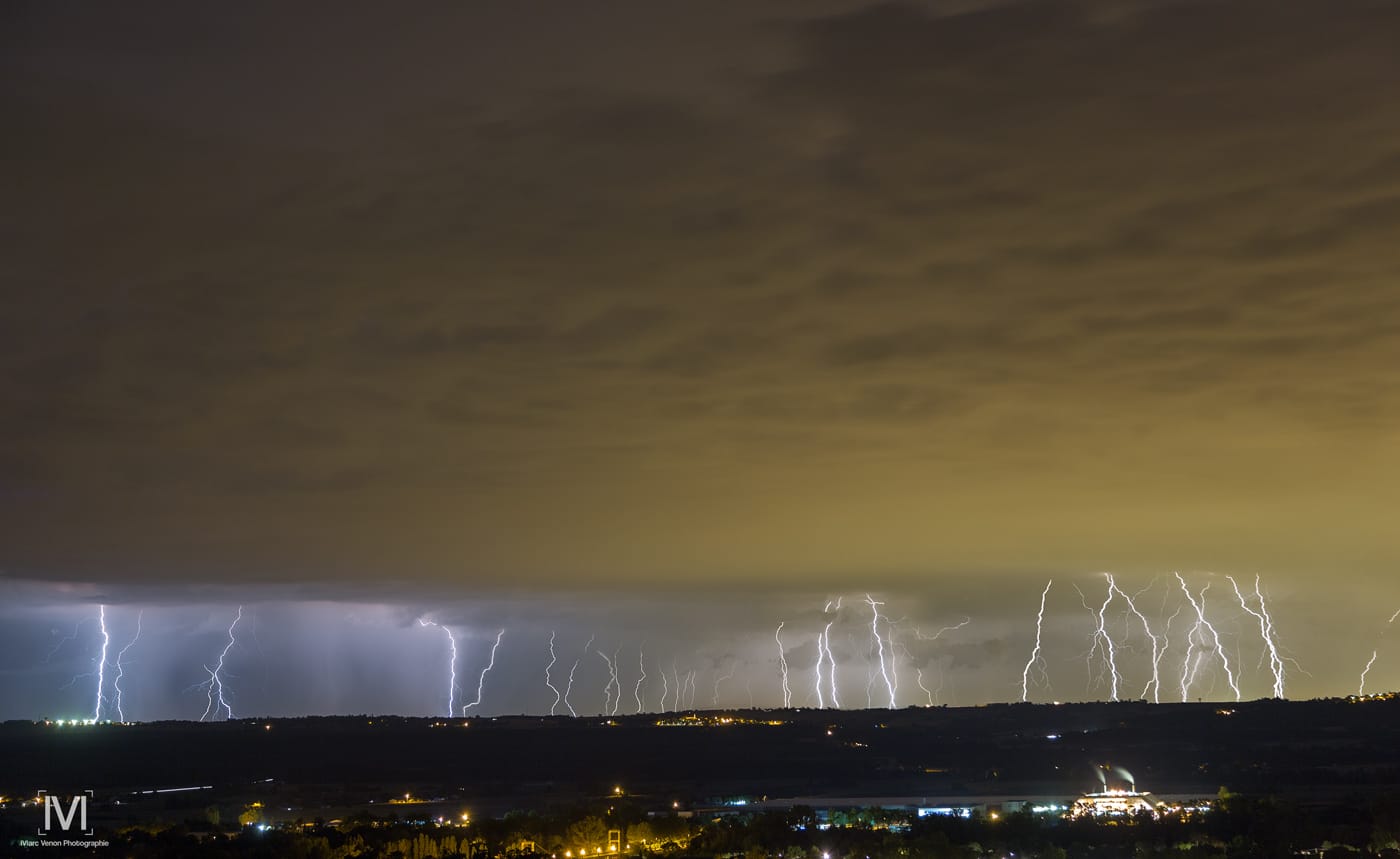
[1067,789,1164,820]
[654,713,785,727]
[918,807,974,820]
[1348,690,1398,703]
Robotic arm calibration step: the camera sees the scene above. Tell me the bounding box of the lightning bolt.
[670,660,681,711]
[634,648,647,713]
[1252,578,1306,683]
[112,609,143,722]
[915,618,972,641]
[658,661,669,712]
[1360,651,1378,696]
[612,648,623,715]
[1105,577,1165,703]
[816,599,843,709]
[45,618,91,664]
[865,595,897,708]
[686,669,697,709]
[418,618,458,717]
[712,660,735,706]
[1227,575,1287,699]
[1161,594,1184,637]
[1021,579,1052,702]
[1177,580,1204,700]
[775,622,792,708]
[564,634,593,718]
[462,629,504,713]
[597,649,614,714]
[93,605,111,721]
[201,606,242,721]
[545,631,561,715]
[596,647,621,715]
[1358,608,1400,695]
[1175,574,1239,702]
[916,668,934,707]
[825,618,841,709]
[853,631,875,708]
[903,616,969,708]
[1076,579,1122,701]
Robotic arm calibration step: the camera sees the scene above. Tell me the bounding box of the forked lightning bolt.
[865,595,897,708]
[1176,574,1239,702]
[201,606,242,721]
[1077,579,1122,701]
[1227,575,1287,698]
[596,647,621,715]
[1106,577,1165,703]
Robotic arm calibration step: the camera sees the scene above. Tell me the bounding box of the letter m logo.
[39,791,91,835]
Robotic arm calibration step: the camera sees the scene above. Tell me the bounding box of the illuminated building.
[1067,788,1163,820]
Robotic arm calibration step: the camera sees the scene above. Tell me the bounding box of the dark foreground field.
[6,697,1400,800]
[3,697,1400,857]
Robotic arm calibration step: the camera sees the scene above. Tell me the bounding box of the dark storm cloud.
[3,0,1400,608]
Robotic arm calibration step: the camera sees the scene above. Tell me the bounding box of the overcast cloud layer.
[4,0,1400,711]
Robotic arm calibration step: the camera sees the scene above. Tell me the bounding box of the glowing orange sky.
[4,0,1400,594]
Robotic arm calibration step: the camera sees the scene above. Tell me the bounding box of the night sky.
[4,1,1400,719]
